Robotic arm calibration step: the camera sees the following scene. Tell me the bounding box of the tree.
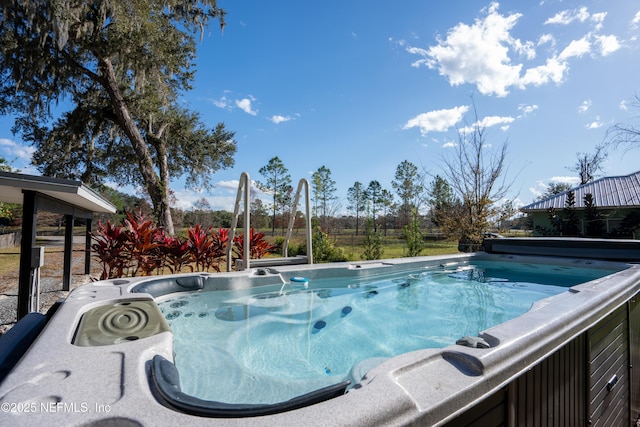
[361,218,384,260]
[570,145,607,185]
[250,199,269,230]
[537,182,573,201]
[257,156,292,235]
[403,208,424,257]
[441,105,511,251]
[379,189,395,236]
[347,181,367,236]
[0,0,237,235]
[392,160,425,228]
[583,193,605,237]
[562,190,581,236]
[427,175,455,229]
[311,165,337,229]
[605,94,640,151]
[365,180,384,232]
[0,157,11,172]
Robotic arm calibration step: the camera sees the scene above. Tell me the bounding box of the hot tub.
[1,251,639,426]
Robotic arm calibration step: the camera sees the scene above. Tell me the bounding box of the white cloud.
[544,7,590,25]
[406,3,626,97]
[537,33,556,47]
[270,115,292,124]
[558,37,591,60]
[518,104,538,116]
[442,141,457,148]
[407,3,526,97]
[519,56,567,87]
[0,138,35,163]
[595,34,621,56]
[211,96,231,110]
[530,177,580,198]
[633,11,640,26]
[550,176,580,185]
[403,105,469,136]
[620,100,629,111]
[590,12,607,30]
[586,117,603,129]
[578,100,592,113]
[236,97,257,116]
[406,3,577,96]
[460,115,515,133]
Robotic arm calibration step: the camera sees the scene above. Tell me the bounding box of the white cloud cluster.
[544,7,591,25]
[405,2,622,97]
[269,115,293,124]
[0,138,35,163]
[211,94,258,116]
[404,105,519,137]
[517,104,538,116]
[578,99,592,113]
[235,97,257,116]
[211,94,295,125]
[586,117,603,129]
[460,115,515,134]
[403,105,469,136]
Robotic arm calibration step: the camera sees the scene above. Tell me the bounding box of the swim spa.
[1,251,640,426]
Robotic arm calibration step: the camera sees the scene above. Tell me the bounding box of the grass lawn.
[0,246,20,276]
[271,229,459,261]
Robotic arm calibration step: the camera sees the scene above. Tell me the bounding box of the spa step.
[235,255,310,270]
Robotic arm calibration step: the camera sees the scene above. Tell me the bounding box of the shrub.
[91,215,275,278]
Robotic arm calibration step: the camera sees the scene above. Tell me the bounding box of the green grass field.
[270,229,459,261]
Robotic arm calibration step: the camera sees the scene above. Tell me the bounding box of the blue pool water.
[156,261,615,405]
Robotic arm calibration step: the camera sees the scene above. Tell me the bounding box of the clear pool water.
[156,261,615,405]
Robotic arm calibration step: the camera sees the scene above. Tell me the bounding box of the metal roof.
[521,170,640,212]
[0,171,116,213]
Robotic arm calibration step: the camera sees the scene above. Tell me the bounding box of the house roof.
[520,170,640,212]
[0,171,117,214]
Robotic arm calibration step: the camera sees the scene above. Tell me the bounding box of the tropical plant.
[91,219,131,280]
[121,213,163,276]
[232,228,275,260]
[184,225,226,272]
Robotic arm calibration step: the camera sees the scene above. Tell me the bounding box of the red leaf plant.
[184,225,227,272]
[232,228,275,260]
[156,230,191,274]
[91,219,130,280]
[121,213,163,277]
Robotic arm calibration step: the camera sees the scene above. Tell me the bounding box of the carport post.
[84,218,92,275]
[17,191,37,320]
[62,214,74,291]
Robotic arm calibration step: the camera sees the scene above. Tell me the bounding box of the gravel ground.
[0,240,100,335]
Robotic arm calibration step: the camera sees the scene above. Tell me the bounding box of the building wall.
[527,208,638,238]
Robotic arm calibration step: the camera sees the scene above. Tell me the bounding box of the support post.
[84,218,92,275]
[17,191,37,320]
[62,214,74,291]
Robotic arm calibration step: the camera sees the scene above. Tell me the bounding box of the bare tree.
[570,145,607,185]
[441,105,512,251]
[606,95,640,151]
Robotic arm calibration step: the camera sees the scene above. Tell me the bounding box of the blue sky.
[1,0,639,213]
